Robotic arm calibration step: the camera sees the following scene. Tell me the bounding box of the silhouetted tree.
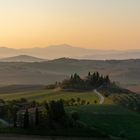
[13,106,19,128]
[35,107,39,126]
[81,100,86,105]
[23,109,29,129]
[77,97,81,105]
[61,72,111,91]
[94,100,97,104]
[71,111,79,121]
[88,72,91,77]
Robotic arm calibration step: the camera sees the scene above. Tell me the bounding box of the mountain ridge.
[0,55,46,62]
[0,45,140,60]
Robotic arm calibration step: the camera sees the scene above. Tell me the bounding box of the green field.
[0,90,99,103]
[67,105,140,140]
[1,89,139,139]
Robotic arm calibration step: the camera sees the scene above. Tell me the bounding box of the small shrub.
[71,111,79,121]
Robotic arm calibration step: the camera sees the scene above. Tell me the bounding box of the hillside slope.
[0,58,139,92]
[0,55,46,62]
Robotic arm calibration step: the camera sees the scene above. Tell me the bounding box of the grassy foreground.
[0,89,139,139]
[67,105,140,140]
[0,90,99,104]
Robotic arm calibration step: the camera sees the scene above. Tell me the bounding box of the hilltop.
[0,55,46,62]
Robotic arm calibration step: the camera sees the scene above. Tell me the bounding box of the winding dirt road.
[94,90,105,104]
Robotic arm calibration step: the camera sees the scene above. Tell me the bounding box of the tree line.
[60,72,110,91]
[18,100,84,129]
[112,93,140,112]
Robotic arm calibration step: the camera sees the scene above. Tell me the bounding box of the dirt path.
[94,90,105,104]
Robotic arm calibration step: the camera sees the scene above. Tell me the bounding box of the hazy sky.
[0,0,140,50]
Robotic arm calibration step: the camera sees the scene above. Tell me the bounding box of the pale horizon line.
[0,44,140,51]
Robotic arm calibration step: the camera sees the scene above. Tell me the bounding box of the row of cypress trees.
[61,72,110,91]
[21,100,66,129]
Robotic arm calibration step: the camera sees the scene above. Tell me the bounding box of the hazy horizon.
[0,44,140,51]
[0,0,140,50]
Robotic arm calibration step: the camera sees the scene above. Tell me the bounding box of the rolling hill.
[67,105,140,140]
[81,50,140,60]
[0,55,46,62]
[0,58,140,93]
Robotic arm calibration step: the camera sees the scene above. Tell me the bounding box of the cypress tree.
[35,107,39,126]
[24,109,29,129]
[13,106,18,128]
[13,112,17,128]
[105,75,110,84]
[70,75,73,80]
[88,72,91,77]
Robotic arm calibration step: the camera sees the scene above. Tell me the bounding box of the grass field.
[0,89,139,139]
[0,90,100,104]
[67,105,140,140]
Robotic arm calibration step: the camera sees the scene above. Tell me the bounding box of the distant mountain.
[0,45,95,59]
[0,45,140,60]
[0,47,16,58]
[0,55,46,62]
[81,50,140,60]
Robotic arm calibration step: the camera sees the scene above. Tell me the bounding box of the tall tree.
[35,107,39,126]
[23,109,29,129]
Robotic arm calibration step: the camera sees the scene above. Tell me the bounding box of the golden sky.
[0,0,140,50]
